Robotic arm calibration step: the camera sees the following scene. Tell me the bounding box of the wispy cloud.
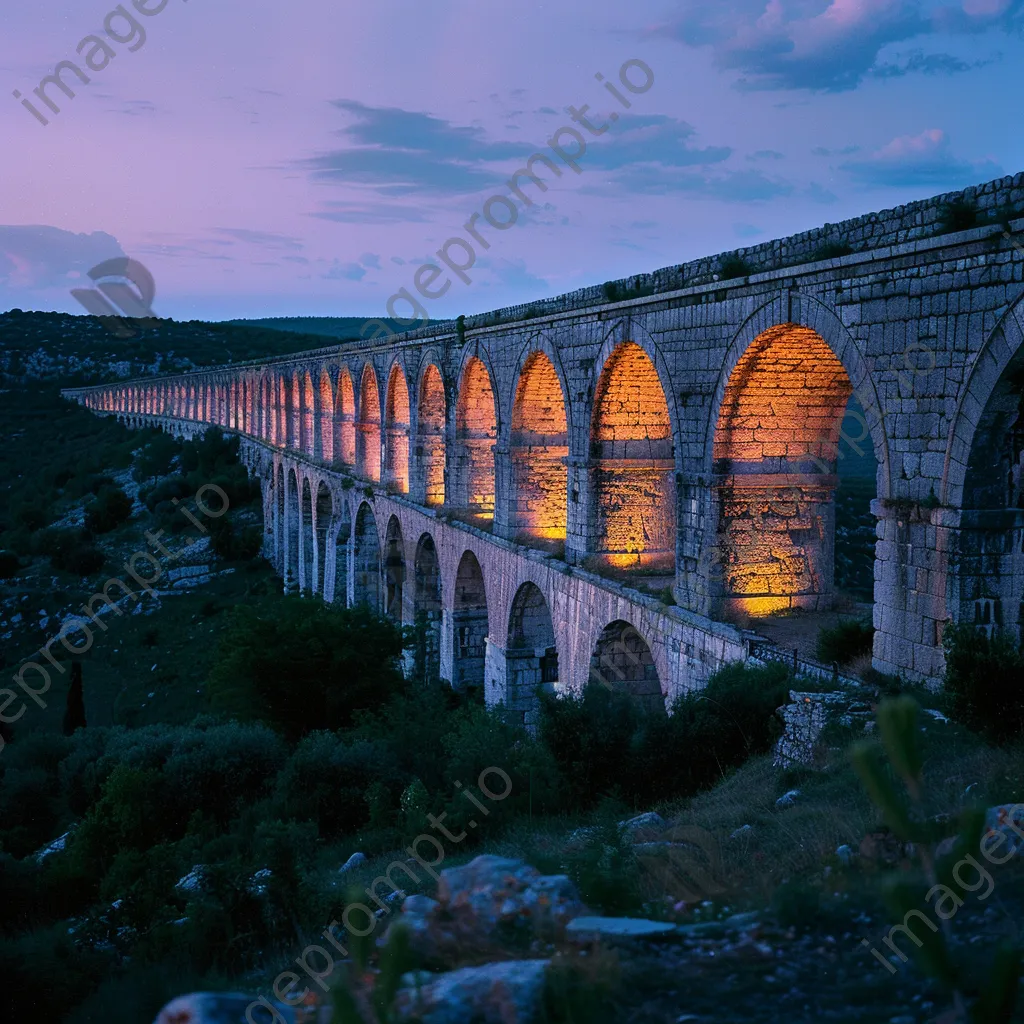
[840,127,1002,186]
[654,0,1022,92]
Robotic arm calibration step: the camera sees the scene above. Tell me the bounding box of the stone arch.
[589,340,676,572]
[510,349,569,546]
[290,371,303,450]
[941,301,1024,639]
[707,294,890,491]
[319,369,334,463]
[285,466,300,591]
[453,549,488,695]
[384,515,406,623]
[357,364,382,482]
[414,532,442,683]
[942,301,1024,508]
[709,320,855,617]
[300,476,314,593]
[588,620,664,714]
[314,480,332,597]
[418,362,447,507]
[385,361,411,494]
[330,495,353,606]
[336,367,356,467]
[353,500,381,610]
[300,371,315,457]
[454,352,498,520]
[274,462,285,573]
[504,581,559,725]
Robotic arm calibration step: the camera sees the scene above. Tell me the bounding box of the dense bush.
[84,485,133,534]
[540,660,791,810]
[943,623,1024,744]
[0,549,20,578]
[206,515,262,560]
[207,597,407,739]
[33,527,106,575]
[815,618,874,665]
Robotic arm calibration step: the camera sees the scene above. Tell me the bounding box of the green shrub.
[272,732,396,837]
[939,199,978,234]
[943,623,1024,743]
[207,516,262,560]
[815,618,874,664]
[84,485,133,534]
[0,549,21,578]
[719,254,754,280]
[206,598,407,740]
[34,527,105,575]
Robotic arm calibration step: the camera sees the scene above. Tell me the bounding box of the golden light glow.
[591,342,675,571]
[384,363,410,493]
[512,351,568,542]
[713,324,852,617]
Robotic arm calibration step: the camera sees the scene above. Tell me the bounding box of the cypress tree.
[62,662,87,735]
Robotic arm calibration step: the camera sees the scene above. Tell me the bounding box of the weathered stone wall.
[64,172,1024,684]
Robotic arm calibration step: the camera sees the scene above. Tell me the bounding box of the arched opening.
[301,372,315,457]
[384,363,410,494]
[277,377,289,447]
[319,370,334,463]
[331,498,352,606]
[285,467,300,592]
[384,516,406,623]
[353,502,381,610]
[956,338,1024,642]
[414,533,442,684]
[301,478,314,594]
[453,550,488,697]
[315,481,332,597]
[358,365,382,482]
[275,463,285,573]
[418,364,446,506]
[454,356,497,521]
[712,323,856,618]
[590,342,676,573]
[588,620,664,714]
[511,352,568,548]
[290,372,304,454]
[506,582,559,724]
[336,369,356,467]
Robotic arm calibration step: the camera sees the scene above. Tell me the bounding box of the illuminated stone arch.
[357,364,382,482]
[417,362,447,507]
[414,533,442,684]
[353,500,381,610]
[384,515,406,623]
[510,347,569,546]
[384,361,411,494]
[707,296,887,618]
[318,369,334,463]
[335,367,356,467]
[452,549,488,695]
[588,619,664,714]
[454,351,498,520]
[297,371,313,456]
[589,339,676,572]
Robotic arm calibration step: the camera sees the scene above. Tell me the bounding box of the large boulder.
[392,855,585,966]
[394,959,549,1024]
[153,992,297,1023]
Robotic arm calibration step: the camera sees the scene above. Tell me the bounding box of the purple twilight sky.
[1,0,1021,322]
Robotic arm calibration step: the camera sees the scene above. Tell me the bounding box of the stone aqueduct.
[65,174,1024,713]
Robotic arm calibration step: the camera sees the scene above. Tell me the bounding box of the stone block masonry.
[65,171,1024,688]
